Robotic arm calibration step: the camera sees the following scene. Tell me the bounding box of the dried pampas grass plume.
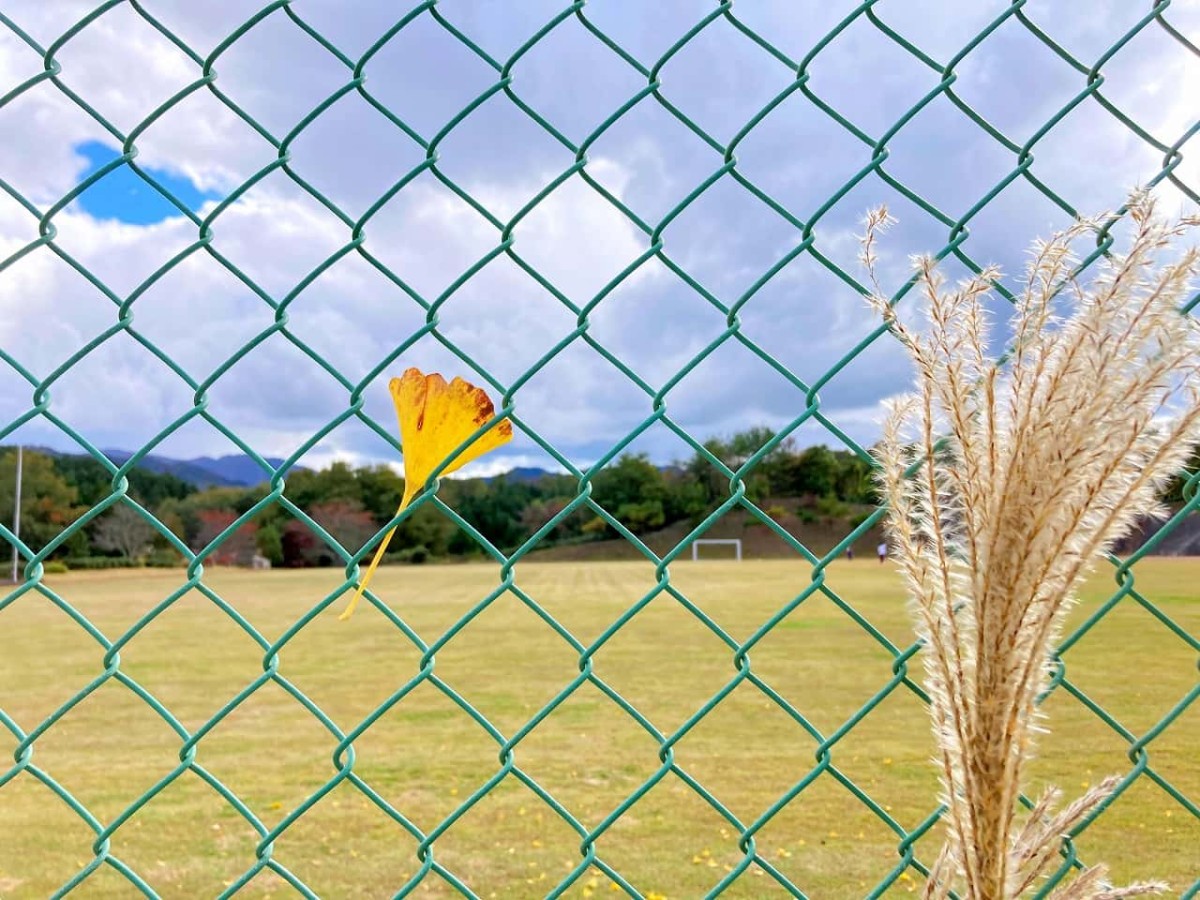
[863,194,1200,899]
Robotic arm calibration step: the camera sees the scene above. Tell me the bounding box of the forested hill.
[0,433,1195,567]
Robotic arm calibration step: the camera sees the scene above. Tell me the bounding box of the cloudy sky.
[1,0,1197,478]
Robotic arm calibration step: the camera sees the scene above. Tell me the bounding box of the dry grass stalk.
[862,195,1200,899]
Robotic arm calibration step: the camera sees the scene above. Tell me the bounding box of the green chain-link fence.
[1,1,1198,897]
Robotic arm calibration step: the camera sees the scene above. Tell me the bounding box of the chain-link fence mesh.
[1,1,1197,897]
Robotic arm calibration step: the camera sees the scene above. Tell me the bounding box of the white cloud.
[0,148,679,465]
[0,0,1194,473]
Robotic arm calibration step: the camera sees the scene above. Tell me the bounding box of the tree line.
[1,434,1195,569]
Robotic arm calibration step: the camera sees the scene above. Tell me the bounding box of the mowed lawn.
[1,559,1197,898]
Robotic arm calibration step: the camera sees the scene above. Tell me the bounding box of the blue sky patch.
[73,140,221,225]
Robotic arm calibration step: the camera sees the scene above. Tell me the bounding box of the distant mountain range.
[487,466,557,483]
[18,446,560,488]
[104,449,305,488]
[16,446,304,488]
[13,447,678,488]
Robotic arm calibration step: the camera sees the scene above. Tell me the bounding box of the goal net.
[690,538,743,561]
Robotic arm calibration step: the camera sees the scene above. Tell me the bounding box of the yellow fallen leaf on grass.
[340,367,512,619]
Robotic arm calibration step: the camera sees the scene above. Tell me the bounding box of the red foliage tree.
[281,519,320,567]
[311,501,377,551]
[281,501,379,568]
[194,509,258,566]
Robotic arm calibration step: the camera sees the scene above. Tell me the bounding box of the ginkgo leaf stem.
[339,484,415,620]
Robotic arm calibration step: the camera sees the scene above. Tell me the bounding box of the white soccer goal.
[690,538,743,561]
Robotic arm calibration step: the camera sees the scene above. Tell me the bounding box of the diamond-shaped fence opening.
[1,1,1198,897]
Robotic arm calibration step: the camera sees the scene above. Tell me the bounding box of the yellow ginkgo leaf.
[340,368,512,619]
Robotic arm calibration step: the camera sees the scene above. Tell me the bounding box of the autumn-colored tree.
[310,500,377,561]
[520,497,571,536]
[0,449,86,557]
[281,519,320,567]
[194,508,258,566]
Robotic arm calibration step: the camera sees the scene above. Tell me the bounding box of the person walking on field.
[877,541,887,564]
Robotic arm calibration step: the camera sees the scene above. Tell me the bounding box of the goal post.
[690,538,743,561]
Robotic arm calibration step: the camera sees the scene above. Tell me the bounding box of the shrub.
[580,516,609,536]
[384,545,430,564]
[401,544,429,564]
[63,556,139,569]
[813,494,849,519]
[43,561,70,574]
[145,550,186,568]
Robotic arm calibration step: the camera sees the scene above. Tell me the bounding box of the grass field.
[1,559,1197,898]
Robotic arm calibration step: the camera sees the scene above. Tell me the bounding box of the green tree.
[256,522,284,566]
[154,496,195,546]
[591,454,670,535]
[725,426,778,467]
[832,450,875,504]
[399,504,453,557]
[616,499,665,534]
[53,454,195,507]
[356,465,404,522]
[450,474,541,550]
[284,462,363,510]
[685,438,731,506]
[684,428,788,506]
[779,445,839,497]
[592,454,666,508]
[663,470,708,523]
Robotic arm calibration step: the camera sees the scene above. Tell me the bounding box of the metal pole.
[11,445,22,583]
